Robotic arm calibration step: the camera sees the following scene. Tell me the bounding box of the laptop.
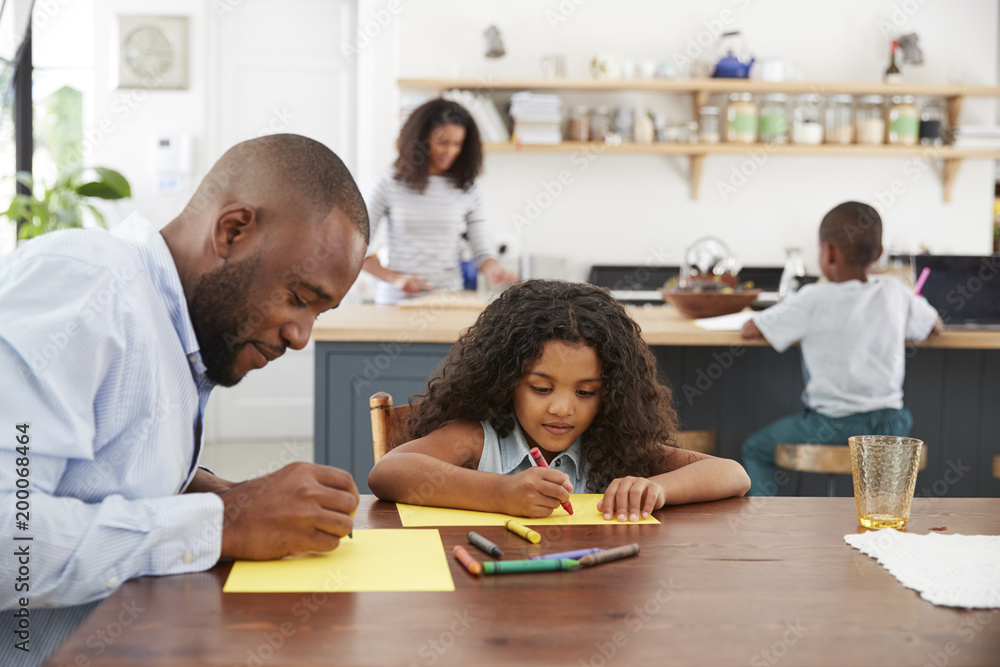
[914,255,1000,330]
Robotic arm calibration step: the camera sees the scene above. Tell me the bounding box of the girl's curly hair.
[394,98,482,194]
[406,280,679,493]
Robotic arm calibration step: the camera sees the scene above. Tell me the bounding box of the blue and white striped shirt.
[0,214,223,665]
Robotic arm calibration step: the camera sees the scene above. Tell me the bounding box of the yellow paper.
[396,494,660,527]
[223,529,454,593]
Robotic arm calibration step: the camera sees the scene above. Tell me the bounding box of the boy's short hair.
[819,201,883,266]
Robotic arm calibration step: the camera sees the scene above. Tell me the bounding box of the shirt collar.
[111,213,208,378]
[500,419,585,477]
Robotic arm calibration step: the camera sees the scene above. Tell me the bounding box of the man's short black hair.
[819,201,882,266]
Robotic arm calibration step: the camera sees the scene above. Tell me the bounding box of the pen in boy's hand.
[528,447,574,515]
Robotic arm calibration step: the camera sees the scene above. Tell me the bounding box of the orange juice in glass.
[849,435,922,529]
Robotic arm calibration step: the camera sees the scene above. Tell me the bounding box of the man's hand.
[184,468,236,496]
[220,462,359,561]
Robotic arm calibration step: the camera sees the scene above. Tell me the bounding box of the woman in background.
[363,98,518,305]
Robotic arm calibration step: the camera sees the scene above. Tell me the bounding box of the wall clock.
[117,15,189,90]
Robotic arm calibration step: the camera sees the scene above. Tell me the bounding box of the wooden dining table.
[45,496,1000,667]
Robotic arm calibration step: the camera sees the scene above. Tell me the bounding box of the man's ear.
[211,204,258,260]
[873,244,884,263]
[821,241,838,264]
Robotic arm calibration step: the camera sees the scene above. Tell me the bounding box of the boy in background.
[740,201,941,496]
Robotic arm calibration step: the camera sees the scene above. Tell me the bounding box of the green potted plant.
[4,166,131,241]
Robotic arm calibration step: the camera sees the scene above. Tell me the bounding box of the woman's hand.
[480,259,520,286]
[501,467,574,518]
[598,476,666,522]
[392,273,432,294]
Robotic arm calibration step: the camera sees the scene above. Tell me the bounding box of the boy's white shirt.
[753,278,939,418]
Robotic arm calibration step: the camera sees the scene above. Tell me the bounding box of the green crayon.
[482,558,578,575]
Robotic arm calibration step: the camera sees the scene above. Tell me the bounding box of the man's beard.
[188,251,263,387]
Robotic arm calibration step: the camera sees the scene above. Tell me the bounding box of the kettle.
[712,31,754,78]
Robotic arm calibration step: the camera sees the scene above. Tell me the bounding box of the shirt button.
[183,552,195,564]
[106,577,119,589]
[554,460,562,467]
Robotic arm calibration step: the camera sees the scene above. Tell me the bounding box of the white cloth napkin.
[844,529,1000,609]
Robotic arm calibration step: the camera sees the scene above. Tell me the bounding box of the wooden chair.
[370,391,718,463]
[370,392,412,464]
[675,430,717,454]
[993,455,1000,480]
[775,443,928,497]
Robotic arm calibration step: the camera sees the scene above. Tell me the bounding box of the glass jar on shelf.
[919,98,946,146]
[758,94,789,144]
[791,94,823,144]
[855,95,885,145]
[567,105,590,142]
[726,92,757,143]
[824,94,854,144]
[698,106,721,143]
[887,95,919,145]
[590,106,611,142]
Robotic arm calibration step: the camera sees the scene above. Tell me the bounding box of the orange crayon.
[453,545,482,576]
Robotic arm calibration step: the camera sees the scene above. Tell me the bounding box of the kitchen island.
[312,303,1000,497]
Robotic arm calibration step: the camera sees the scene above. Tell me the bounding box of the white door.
[203,0,357,447]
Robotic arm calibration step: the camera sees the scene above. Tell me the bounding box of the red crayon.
[528,446,574,515]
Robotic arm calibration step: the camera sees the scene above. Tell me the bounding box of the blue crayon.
[530,548,605,561]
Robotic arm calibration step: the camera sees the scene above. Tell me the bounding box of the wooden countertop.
[312,302,1000,349]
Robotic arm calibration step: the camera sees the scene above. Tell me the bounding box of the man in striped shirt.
[0,134,369,665]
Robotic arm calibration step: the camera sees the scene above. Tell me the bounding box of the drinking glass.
[849,435,922,529]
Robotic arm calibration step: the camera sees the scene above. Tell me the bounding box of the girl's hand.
[392,273,432,294]
[598,477,666,522]
[502,467,574,518]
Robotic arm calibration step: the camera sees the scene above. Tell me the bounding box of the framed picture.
[117,15,189,90]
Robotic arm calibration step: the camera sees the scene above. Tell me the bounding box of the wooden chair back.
[370,392,412,464]
[675,430,717,454]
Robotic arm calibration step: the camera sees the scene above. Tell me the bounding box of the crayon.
[528,447,574,515]
[578,543,640,567]
[453,545,482,576]
[914,267,931,296]
[482,558,578,575]
[467,531,503,558]
[505,519,541,544]
[530,547,604,561]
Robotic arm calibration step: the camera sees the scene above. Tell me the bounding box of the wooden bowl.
[660,289,762,319]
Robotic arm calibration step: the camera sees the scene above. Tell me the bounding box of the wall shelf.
[399,78,1000,202]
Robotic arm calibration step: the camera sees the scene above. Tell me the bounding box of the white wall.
[360,0,999,277]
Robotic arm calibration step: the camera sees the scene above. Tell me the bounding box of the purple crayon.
[530,548,605,561]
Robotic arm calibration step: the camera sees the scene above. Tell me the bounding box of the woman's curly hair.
[406,280,679,493]
[394,98,482,194]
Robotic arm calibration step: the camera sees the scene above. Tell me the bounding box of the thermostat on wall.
[155,134,193,194]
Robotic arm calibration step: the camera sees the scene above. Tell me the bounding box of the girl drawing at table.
[368,280,750,520]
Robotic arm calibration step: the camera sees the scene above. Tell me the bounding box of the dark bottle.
[884,40,901,84]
